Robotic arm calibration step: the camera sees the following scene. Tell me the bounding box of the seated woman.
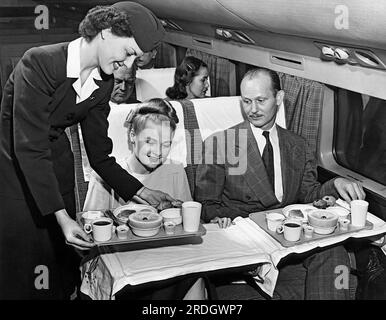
[83,98,192,210]
[166,56,209,100]
[83,98,205,300]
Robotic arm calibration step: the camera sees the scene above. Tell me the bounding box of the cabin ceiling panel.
[218,0,386,50]
[132,0,386,51]
[133,0,255,29]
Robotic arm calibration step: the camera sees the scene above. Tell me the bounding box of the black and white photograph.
[0,0,385,310]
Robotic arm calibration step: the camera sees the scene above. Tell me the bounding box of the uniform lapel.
[76,72,112,109]
[238,121,279,208]
[48,43,76,114]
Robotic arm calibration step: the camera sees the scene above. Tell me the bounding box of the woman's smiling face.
[131,119,174,170]
[97,28,144,75]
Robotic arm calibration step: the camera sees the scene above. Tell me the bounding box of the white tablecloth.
[80,213,386,300]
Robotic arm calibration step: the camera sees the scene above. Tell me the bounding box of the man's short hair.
[242,67,281,95]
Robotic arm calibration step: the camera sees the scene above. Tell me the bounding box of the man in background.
[111,49,157,104]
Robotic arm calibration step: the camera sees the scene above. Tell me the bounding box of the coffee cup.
[84,217,113,242]
[266,212,285,232]
[276,219,302,242]
[350,200,368,227]
[182,201,202,232]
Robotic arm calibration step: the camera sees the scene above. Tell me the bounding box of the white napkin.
[80,213,386,300]
[80,222,275,299]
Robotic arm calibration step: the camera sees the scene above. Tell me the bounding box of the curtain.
[185,49,235,97]
[278,73,325,156]
[334,89,363,169]
[155,42,177,68]
[357,97,386,185]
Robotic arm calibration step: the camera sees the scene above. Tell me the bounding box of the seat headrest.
[135,67,176,101]
[190,96,286,141]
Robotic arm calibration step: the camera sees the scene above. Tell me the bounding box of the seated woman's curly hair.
[79,6,133,42]
[166,56,208,100]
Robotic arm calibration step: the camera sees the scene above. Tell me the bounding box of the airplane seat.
[178,96,244,196]
[134,67,175,101]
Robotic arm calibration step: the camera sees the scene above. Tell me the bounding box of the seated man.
[111,49,157,104]
[195,67,366,299]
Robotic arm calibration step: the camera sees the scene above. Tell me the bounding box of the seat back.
[135,67,176,101]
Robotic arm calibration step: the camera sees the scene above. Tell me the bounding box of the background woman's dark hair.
[166,56,208,100]
[126,98,179,134]
[79,6,133,42]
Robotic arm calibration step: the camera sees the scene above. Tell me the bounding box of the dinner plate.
[282,204,316,222]
[113,204,157,224]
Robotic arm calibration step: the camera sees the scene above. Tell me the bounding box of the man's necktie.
[262,131,275,191]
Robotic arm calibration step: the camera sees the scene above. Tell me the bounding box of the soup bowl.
[128,211,163,229]
[308,209,339,229]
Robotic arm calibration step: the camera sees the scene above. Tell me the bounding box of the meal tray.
[76,211,206,251]
[249,209,373,248]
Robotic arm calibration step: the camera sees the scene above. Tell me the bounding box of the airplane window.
[334,89,386,186]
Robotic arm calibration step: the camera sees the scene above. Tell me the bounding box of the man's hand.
[333,177,366,203]
[55,210,95,250]
[136,187,178,211]
[210,216,233,229]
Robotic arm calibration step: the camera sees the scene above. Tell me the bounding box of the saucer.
[312,225,337,235]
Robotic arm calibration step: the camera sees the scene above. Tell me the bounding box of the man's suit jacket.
[195,120,337,222]
[0,42,142,215]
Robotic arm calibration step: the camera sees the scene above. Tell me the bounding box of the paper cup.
[350,200,368,227]
[182,201,202,232]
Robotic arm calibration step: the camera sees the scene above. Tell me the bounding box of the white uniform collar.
[67,37,102,103]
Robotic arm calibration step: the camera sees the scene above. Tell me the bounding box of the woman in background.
[166,56,209,100]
